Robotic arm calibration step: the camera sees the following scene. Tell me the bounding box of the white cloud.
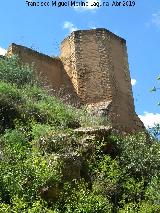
[74,0,101,11]
[146,11,160,29]
[152,11,160,28]
[0,46,7,56]
[138,112,160,128]
[89,25,96,29]
[63,21,78,33]
[131,79,137,86]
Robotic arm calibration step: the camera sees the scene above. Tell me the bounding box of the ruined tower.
[61,28,144,132]
[5,28,144,132]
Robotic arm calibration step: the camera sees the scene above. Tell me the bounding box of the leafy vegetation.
[150,74,160,106]
[0,56,160,212]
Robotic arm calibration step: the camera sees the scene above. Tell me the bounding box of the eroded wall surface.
[61,29,144,132]
[61,35,78,92]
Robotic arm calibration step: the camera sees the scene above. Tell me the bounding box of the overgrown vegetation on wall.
[0,56,160,212]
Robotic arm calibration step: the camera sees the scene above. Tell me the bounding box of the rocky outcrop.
[38,125,117,202]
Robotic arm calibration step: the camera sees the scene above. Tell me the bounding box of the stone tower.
[61,28,144,132]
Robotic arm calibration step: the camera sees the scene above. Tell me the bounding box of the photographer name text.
[26,1,136,8]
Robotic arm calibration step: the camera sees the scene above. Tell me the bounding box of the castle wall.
[7,43,81,105]
[61,35,78,92]
[61,30,115,103]
[5,28,144,132]
[61,29,144,132]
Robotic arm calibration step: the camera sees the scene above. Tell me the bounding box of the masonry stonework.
[5,28,144,133]
[6,43,81,105]
[61,29,144,132]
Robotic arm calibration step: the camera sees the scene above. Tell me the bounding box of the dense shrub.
[0,56,160,212]
[60,181,113,213]
[119,133,160,179]
[0,56,37,86]
[0,82,80,133]
[0,130,62,204]
[0,82,23,132]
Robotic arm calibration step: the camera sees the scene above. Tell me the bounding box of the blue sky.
[0,0,160,127]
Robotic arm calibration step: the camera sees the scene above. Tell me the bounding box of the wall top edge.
[61,28,126,44]
[7,43,61,62]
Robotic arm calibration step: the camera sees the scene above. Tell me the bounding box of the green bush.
[0,129,62,204]
[0,82,81,132]
[0,56,37,86]
[119,133,160,179]
[0,82,23,132]
[57,181,113,213]
[1,54,160,212]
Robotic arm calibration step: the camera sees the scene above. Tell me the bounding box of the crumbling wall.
[61,29,144,132]
[7,43,81,105]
